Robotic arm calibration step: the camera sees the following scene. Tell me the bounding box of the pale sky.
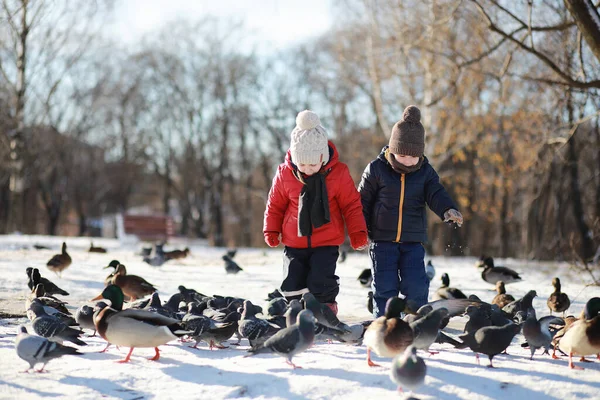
[111,0,333,50]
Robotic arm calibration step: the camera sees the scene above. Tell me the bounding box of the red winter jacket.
[263,141,367,248]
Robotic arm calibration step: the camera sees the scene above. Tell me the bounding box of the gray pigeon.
[522,307,563,360]
[15,325,81,372]
[389,346,427,393]
[285,300,303,328]
[302,292,350,333]
[267,297,288,317]
[223,255,243,274]
[425,260,435,281]
[75,304,96,334]
[458,322,521,367]
[464,305,492,333]
[503,290,537,318]
[409,308,449,353]
[27,268,69,296]
[246,309,316,369]
[238,300,280,349]
[29,302,87,347]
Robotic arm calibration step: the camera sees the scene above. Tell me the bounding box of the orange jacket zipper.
[395,173,405,242]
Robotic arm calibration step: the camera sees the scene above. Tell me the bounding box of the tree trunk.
[78,213,87,236]
[564,0,600,64]
[566,94,594,259]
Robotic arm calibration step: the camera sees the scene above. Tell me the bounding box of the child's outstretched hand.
[350,231,369,251]
[264,232,281,247]
[444,209,463,227]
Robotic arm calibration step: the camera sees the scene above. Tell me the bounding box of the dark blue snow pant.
[369,241,429,318]
[281,246,340,304]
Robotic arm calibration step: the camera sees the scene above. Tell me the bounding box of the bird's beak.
[90,293,104,301]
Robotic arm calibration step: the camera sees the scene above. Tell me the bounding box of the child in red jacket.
[263,110,368,314]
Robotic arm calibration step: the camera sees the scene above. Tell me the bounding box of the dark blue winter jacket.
[358,146,456,243]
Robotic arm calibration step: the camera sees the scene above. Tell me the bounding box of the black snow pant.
[281,245,340,304]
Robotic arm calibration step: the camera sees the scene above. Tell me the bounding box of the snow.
[0,234,599,400]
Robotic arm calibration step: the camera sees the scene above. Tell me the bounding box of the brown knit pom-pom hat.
[389,105,425,157]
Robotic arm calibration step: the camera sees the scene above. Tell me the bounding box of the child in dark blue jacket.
[358,105,463,317]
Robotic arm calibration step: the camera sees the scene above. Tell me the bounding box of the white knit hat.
[290,110,329,165]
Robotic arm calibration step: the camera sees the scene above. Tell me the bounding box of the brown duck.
[89,242,107,253]
[547,277,570,315]
[46,242,72,277]
[164,247,190,260]
[109,264,157,301]
[362,297,414,367]
[491,281,515,309]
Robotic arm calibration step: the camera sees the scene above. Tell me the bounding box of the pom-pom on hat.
[389,105,425,157]
[290,110,329,165]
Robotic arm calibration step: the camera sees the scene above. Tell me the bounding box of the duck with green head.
[363,296,414,367]
[92,284,189,363]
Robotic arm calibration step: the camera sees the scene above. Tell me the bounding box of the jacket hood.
[285,140,340,172]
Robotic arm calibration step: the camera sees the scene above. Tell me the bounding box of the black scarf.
[386,150,424,174]
[297,171,331,237]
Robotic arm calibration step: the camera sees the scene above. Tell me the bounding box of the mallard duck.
[433,273,467,300]
[103,260,121,286]
[547,277,570,315]
[93,285,188,363]
[491,281,515,309]
[109,264,157,301]
[46,242,72,277]
[363,297,414,367]
[164,247,190,260]
[477,256,522,285]
[557,297,600,369]
[89,242,107,253]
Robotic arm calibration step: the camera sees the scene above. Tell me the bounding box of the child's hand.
[264,232,281,247]
[350,231,369,251]
[444,209,463,227]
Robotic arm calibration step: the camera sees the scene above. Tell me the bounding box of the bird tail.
[168,323,195,337]
[244,345,272,357]
[56,289,70,296]
[436,331,464,347]
[65,333,88,347]
[51,343,82,357]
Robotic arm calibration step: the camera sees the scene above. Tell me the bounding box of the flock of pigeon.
[11,247,600,394]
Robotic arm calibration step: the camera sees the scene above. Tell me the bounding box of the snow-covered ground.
[0,234,599,400]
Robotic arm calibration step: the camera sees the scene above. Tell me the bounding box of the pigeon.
[301,292,350,333]
[267,297,288,317]
[29,301,87,347]
[27,268,69,296]
[464,305,492,334]
[433,273,466,300]
[239,300,280,349]
[223,255,243,274]
[357,268,372,287]
[477,256,522,284]
[425,260,435,281]
[267,289,284,300]
[522,307,562,360]
[182,304,234,349]
[226,248,237,259]
[15,325,81,372]
[458,322,521,367]
[246,309,316,369]
[143,254,167,267]
[492,281,515,309]
[75,304,97,334]
[547,277,570,315]
[389,346,427,393]
[285,300,304,328]
[502,290,537,318]
[409,308,449,354]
